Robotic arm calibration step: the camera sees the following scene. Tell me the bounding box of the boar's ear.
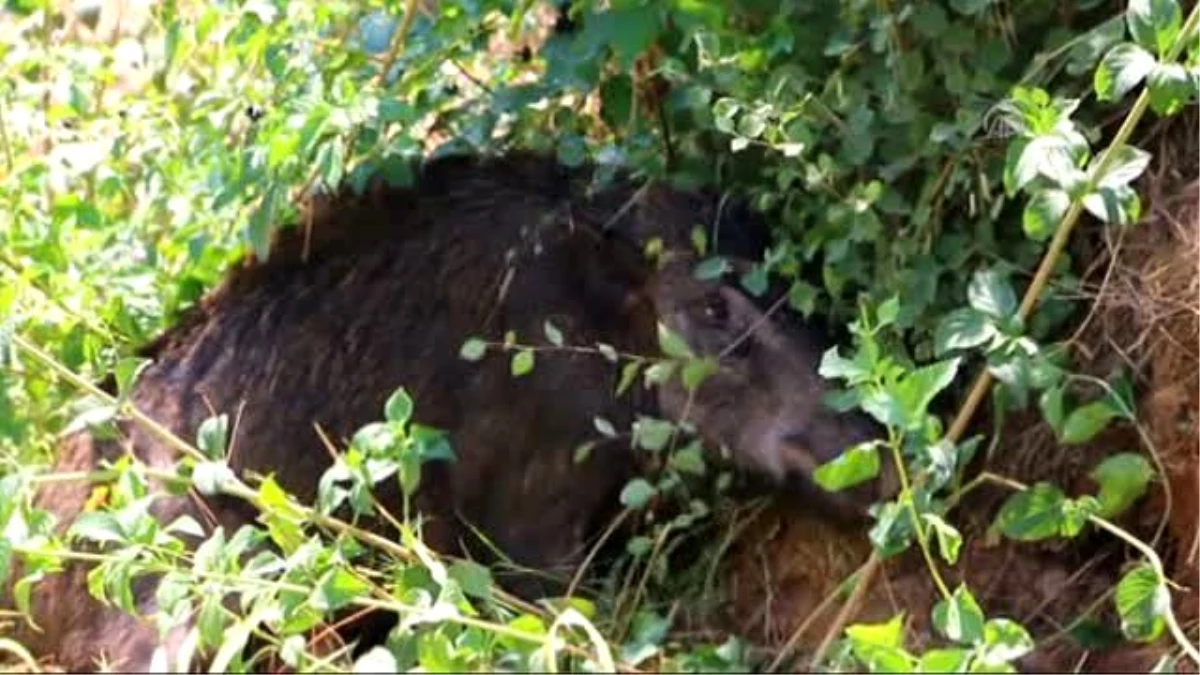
[563,228,656,326]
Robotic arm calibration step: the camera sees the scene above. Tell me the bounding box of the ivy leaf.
[892,358,961,429]
[681,357,719,392]
[1115,565,1169,642]
[620,478,657,509]
[1095,146,1152,189]
[876,295,900,328]
[113,357,150,401]
[510,349,535,377]
[932,585,985,644]
[977,619,1035,666]
[1126,0,1182,57]
[992,482,1066,541]
[616,361,641,397]
[968,270,1017,320]
[1061,400,1121,444]
[934,308,997,355]
[845,615,914,673]
[657,323,694,359]
[354,647,398,674]
[1095,43,1156,101]
[633,418,674,451]
[1039,386,1067,435]
[1022,189,1070,241]
[923,514,963,564]
[813,442,881,492]
[1147,62,1193,116]
[313,567,371,613]
[693,257,730,281]
[918,649,973,673]
[384,387,413,426]
[197,414,229,460]
[459,338,487,361]
[1060,496,1101,538]
[448,560,492,601]
[1083,184,1141,225]
[593,416,618,438]
[869,500,915,559]
[1090,453,1155,517]
[543,320,565,347]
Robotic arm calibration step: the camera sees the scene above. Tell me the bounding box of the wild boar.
[7,152,888,671]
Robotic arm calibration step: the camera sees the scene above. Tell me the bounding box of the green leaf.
[668,442,707,476]
[923,514,963,564]
[1015,134,1086,192]
[681,357,719,392]
[1083,184,1142,225]
[617,361,641,397]
[384,388,413,425]
[1126,0,1182,57]
[620,478,657,509]
[693,257,730,281]
[633,418,674,451]
[876,295,900,327]
[1060,496,1100,537]
[196,414,229,460]
[813,442,881,492]
[1096,146,1152,189]
[992,482,1067,541]
[459,338,487,361]
[543,320,564,347]
[1061,401,1120,444]
[1148,62,1193,116]
[932,585,985,644]
[354,647,398,674]
[977,619,1035,665]
[68,512,125,544]
[1039,386,1067,435]
[192,461,237,496]
[968,270,1017,319]
[1115,564,1168,642]
[893,358,962,429]
[113,357,150,401]
[934,308,997,355]
[657,323,694,359]
[949,0,992,15]
[449,560,493,601]
[593,416,618,438]
[1090,453,1155,517]
[740,265,769,297]
[845,615,914,673]
[1022,189,1070,241]
[788,280,818,316]
[510,349,535,377]
[313,567,370,613]
[644,361,677,386]
[1095,43,1156,101]
[819,347,871,384]
[608,3,661,67]
[918,648,972,673]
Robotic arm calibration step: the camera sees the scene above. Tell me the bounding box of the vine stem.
[808,4,1200,669]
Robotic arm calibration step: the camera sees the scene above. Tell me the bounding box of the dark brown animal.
[8,153,890,671]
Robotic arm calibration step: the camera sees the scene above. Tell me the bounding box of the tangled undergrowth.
[1,0,1198,672]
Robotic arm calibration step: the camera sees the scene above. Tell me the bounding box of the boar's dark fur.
[7,153,889,671]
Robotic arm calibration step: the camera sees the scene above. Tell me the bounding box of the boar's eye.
[700,291,729,325]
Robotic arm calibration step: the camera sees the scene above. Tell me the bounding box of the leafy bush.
[1,0,1197,671]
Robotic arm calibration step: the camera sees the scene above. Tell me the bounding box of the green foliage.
[2,0,1197,670]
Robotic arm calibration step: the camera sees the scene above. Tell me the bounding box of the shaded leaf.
[1090,453,1155,517]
